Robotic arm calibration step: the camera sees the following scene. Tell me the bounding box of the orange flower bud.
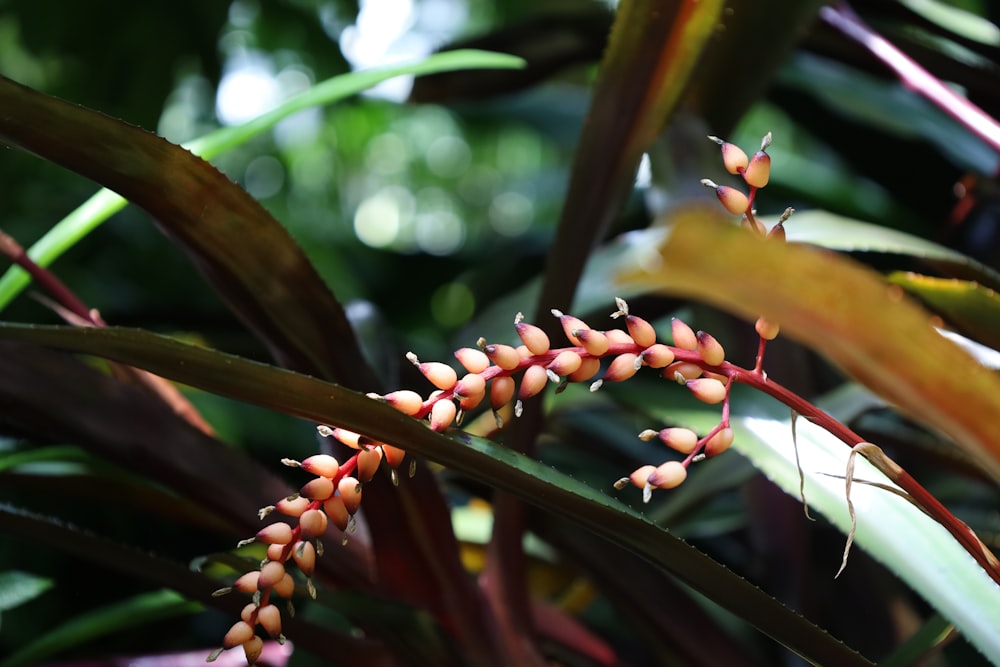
[357,446,383,481]
[240,602,257,623]
[629,464,657,488]
[605,329,635,346]
[715,185,750,215]
[548,350,583,377]
[257,560,286,589]
[381,444,406,468]
[454,347,490,373]
[338,477,362,514]
[552,310,588,346]
[300,476,335,501]
[696,331,726,366]
[744,150,770,188]
[329,427,363,449]
[518,364,549,399]
[568,356,601,382]
[418,361,458,391]
[705,427,735,457]
[266,543,287,562]
[515,318,550,355]
[323,496,350,530]
[604,353,640,382]
[658,427,699,454]
[430,398,457,431]
[256,522,294,545]
[648,460,688,489]
[257,603,282,638]
[232,571,260,594]
[755,316,780,340]
[686,378,728,404]
[625,315,657,348]
[243,636,264,664]
[640,344,675,368]
[671,318,698,350]
[484,343,520,370]
[299,508,328,538]
[490,376,515,408]
[381,390,424,416]
[575,328,610,356]
[663,361,703,382]
[300,454,340,479]
[454,372,486,399]
[276,495,310,517]
[271,572,296,598]
[292,540,316,576]
[223,620,255,649]
[708,135,749,174]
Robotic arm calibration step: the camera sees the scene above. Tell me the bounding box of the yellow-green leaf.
[889,272,1000,351]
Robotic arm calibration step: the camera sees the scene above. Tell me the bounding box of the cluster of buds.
[364,297,740,502]
[209,444,382,664]
[701,133,792,352]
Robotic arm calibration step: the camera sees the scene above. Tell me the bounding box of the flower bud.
[381,390,424,416]
[705,427,735,457]
[266,543,287,562]
[338,477,362,514]
[568,357,601,382]
[518,364,549,399]
[490,376,515,409]
[300,454,340,479]
[715,185,750,215]
[696,331,726,366]
[553,310,588,346]
[575,328,610,356]
[455,347,490,373]
[648,460,688,489]
[671,318,698,350]
[708,135,749,174]
[767,221,786,242]
[240,602,257,623]
[484,343,520,370]
[301,476,335,501]
[658,427,700,454]
[603,353,640,382]
[382,444,406,468]
[357,446,383,481]
[640,344,675,368]
[232,571,260,594]
[663,361,703,382]
[329,427,363,449]
[323,496,350,530]
[744,150,770,188]
[454,373,486,399]
[625,315,657,348]
[256,522,294,545]
[686,378,728,404]
[299,508,328,538]
[292,540,316,576]
[271,572,296,598]
[548,350,583,377]
[276,495,310,517]
[629,464,657,488]
[418,360,458,391]
[755,316,780,340]
[605,329,635,346]
[243,636,264,664]
[257,560,286,589]
[257,603,283,638]
[430,398,457,431]
[515,318,550,356]
[224,620,255,649]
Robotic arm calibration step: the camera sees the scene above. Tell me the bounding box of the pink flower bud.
[382,444,406,468]
[604,353,640,382]
[648,460,688,489]
[744,150,770,188]
[663,361,703,382]
[575,328,610,356]
[232,571,260,594]
[605,329,635,346]
[223,620,255,649]
[430,398,457,431]
[696,331,726,366]
[490,376,515,409]
[271,572,295,598]
[256,522,294,545]
[640,344,675,368]
[548,350,583,377]
[705,427,735,457]
[671,318,698,350]
[629,464,657,488]
[454,373,486,399]
[755,316,780,340]
[300,476,335,501]
[338,477,362,514]
[568,357,601,382]
[686,378,728,404]
[484,343,520,370]
[276,495,310,517]
[715,185,750,215]
[257,603,282,638]
[243,636,264,664]
[299,508,328,538]
[455,347,490,373]
[357,447,383,481]
[708,135,749,174]
[419,361,458,391]
[292,540,316,576]
[257,560,286,589]
[382,390,424,416]
[553,310,588,346]
[515,319,550,355]
[518,364,549,399]
[659,427,700,454]
[625,314,657,348]
[300,454,340,478]
[323,496,350,530]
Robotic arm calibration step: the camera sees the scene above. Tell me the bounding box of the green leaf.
[779,209,1000,290]
[0,570,53,615]
[0,49,525,316]
[0,323,873,666]
[887,272,1000,350]
[0,589,201,667]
